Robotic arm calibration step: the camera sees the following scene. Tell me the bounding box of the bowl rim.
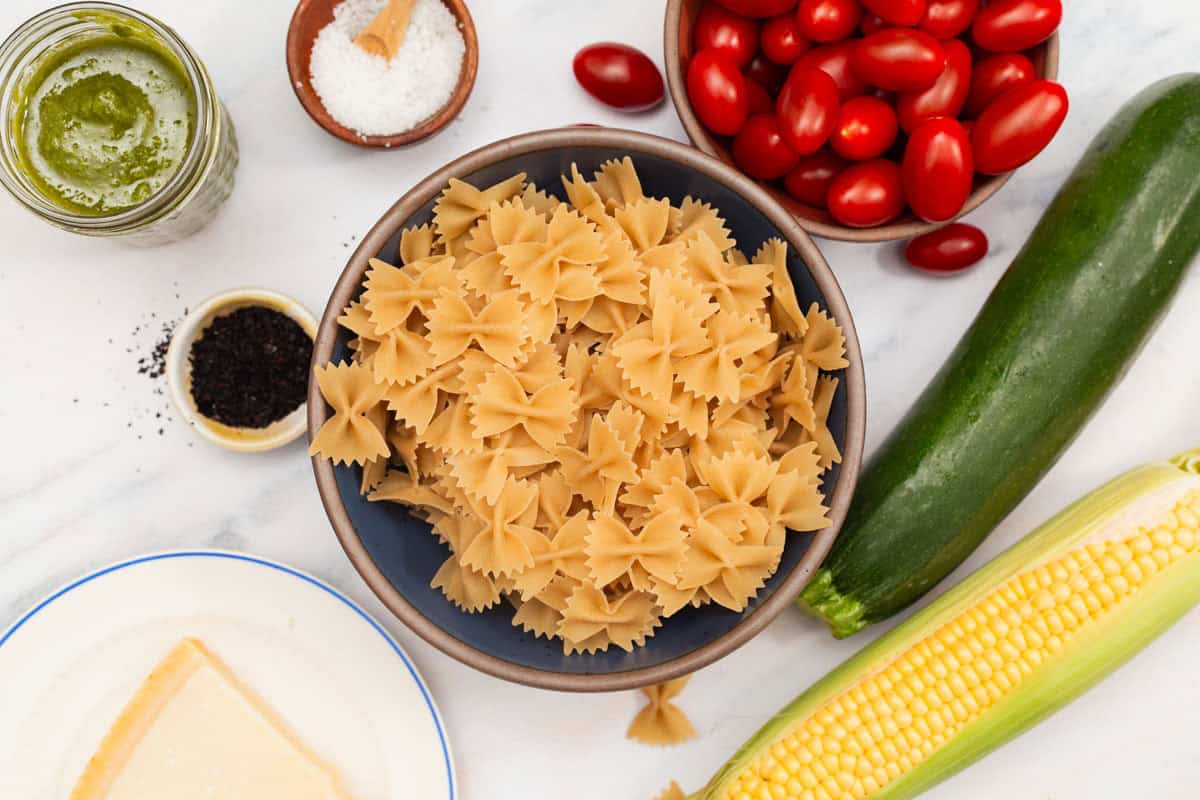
[307,127,867,692]
[662,0,1061,243]
[285,0,479,149]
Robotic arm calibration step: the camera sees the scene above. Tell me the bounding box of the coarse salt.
[309,0,465,136]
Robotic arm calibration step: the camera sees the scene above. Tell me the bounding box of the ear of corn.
[694,448,1200,800]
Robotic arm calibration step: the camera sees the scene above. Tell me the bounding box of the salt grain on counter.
[310,0,465,136]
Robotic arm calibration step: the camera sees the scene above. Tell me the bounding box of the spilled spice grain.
[120,305,185,436]
[136,318,178,379]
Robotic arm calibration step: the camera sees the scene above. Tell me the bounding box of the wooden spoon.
[354,0,415,61]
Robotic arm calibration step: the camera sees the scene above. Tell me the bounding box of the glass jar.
[0,3,238,246]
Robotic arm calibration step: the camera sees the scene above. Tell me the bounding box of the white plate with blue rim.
[0,550,455,799]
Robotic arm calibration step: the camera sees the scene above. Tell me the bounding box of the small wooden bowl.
[664,0,1061,242]
[286,0,479,148]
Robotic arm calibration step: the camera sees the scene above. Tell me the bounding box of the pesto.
[14,35,195,215]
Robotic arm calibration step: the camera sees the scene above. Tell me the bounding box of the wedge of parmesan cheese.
[71,638,352,800]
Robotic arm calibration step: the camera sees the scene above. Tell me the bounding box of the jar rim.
[0,1,216,231]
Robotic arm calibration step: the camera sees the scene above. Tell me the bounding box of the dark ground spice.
[188,306,312,429]
[136,318,177,379]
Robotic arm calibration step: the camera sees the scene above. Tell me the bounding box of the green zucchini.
[801,74,1200,638]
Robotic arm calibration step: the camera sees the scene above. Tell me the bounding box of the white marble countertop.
[2,1,1199,797]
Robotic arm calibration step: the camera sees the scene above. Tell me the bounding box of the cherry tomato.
[965,52,1035,117]
[713,0,799,18]
[860,13,890,34]
[862,0,927,27]
[972,79,1067,174]
[902,117,973,222]
[896,38,971,132]
[784,149,849,206]
[827,159,905,226]
[687,48,751,135]
[972,0,1062,52]
[761,14,811,64]
[829,96,898,160]
[776,66,841,154]
[852,29,946,92]
[745,54,788,92]
[694,3,761,68]
[793,42,871,101]
[744,78,776,114]
[573,43,665,111]
[905,223,989,273]
[795,0,863,43]
[920,0,979,38]
[733,113,803,178]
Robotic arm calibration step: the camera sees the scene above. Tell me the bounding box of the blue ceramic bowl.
[309,128,866,692]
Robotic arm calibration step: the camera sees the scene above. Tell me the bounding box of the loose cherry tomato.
[862,0,927,27]
[920,0,979,38]
[852,29,946,92]
[784,149,849,206]
[905,223,988,273]
[573,43,665,111]
[972,79,1067,174]
[793,42,871,101]
[972,0,1062,52]
[744,78,776,114]
[827,158,905,226]
[776,66,841,154]
[795,0,863,43]
[761,14,811,64]
[829,96,898,160]
[713,0,799,18]
[965,52,1035,117]
[902,117,973,222]
[733,113,803,178]
[860,13,890,34]
[745,54,788,93]
[896,38,971,132]
[694,3,761,68]
[687,48,751,135]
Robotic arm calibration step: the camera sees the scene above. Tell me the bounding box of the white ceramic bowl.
[166,289,317,452]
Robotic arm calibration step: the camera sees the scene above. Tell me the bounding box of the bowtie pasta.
[312,157,848,656]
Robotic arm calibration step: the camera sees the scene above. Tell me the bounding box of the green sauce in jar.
[14,32,195,215]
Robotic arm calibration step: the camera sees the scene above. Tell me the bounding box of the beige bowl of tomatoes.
[664,0,1063,242]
